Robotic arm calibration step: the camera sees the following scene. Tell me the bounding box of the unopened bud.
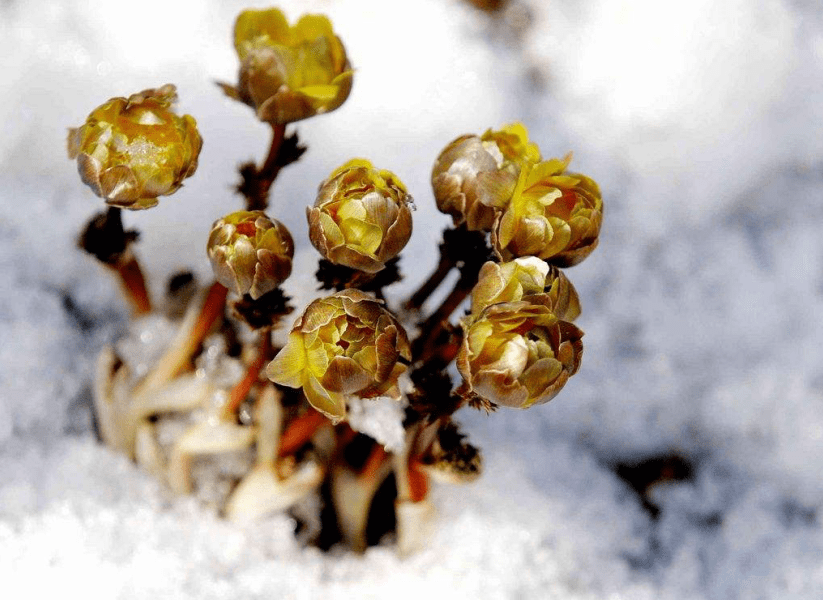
[471,257,581,321]
[457,301,584,409]
[308,159,413,273]
[432,123,540,231]
[67,84,202,210]
[207,210,294,299]
[220,8,353,124]
[266,289,411,421]
[490,154,603,267]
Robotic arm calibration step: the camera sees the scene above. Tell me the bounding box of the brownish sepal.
[165,271,197,319]
[315,257,401,298]
[237,130,306,211]
[231,287,294,330]
[418,421,483,483]
[407,363,463,419]
[459,385,499,413]
[78,208,138,266]
[411,316,463,365]
[404,224,493,311]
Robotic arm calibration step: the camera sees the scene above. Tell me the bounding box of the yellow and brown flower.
[220,8,353,124]
[457,301,583,409]
[431,123,540,231]
[67,84,202,210]
[488,154,603,267]
[308,159,413,273]
[470,257,581,321]
[207,210,294,299]
[266,290,411,421]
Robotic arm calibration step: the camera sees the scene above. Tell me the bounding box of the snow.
[2,0,823,597]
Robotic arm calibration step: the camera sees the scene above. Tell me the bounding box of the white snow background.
[1,0,823,597]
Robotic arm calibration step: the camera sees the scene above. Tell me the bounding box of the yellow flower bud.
[307,159,413,273]
[220,8,354,124]
[207,210,294,299]
[266,290,411,421]
[470,257,581,321]
[457,301,583,409]
[432,123,540,231]
[490,154,603,267]
[67,84,202,210]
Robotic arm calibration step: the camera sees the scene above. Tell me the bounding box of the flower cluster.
[470,256,580,320]
[430,123,602,410]
[70,6,603,555]
[458,302,583,408]
[431,123,539,232]
[432,124,603,266]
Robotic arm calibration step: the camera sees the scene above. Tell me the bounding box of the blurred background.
[1,0,822,597]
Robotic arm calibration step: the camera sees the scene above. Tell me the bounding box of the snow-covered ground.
[2,0,823,597]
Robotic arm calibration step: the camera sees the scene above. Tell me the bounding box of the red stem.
[360,444,389,478]
[188,282,229,361]
[408,458,429,502]
[278,410,328,457]
[113,253,152,315]
[225,331,272,415]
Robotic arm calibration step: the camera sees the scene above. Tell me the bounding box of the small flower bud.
[307,159,413,273]
[457,301,584,409]
[471,257,581,321]
[220,8,354,124]
[207,210,294,299]
[432,123,540,231]
[490,154,603,267]
[266,289,411,421]
[67,84,202,210]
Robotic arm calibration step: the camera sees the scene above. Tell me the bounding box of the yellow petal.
[298,84,340,101]
[234,8,290,58]
[341,218,382,255]
[497,206,518,249]
[292,14,335,43]
[304,374,346,422]
[319,211,345,248]
[265,332,307,388]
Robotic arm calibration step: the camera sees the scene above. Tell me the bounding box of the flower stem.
[411,273,473,363]
[409,225,491,362]
[223,329,273,416]
[241,123,288,211]
[79,207,152,315]
[407,459,429,503]
[403,228,460,311]
[261,123,286,179]
[360,443,389,478]
[403,224,490,316]
[403,252,454,311]
[113,250,152,315]
[278,409,328,457]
